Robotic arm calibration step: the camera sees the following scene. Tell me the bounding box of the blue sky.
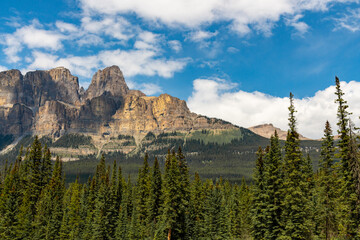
[1,0,360,138]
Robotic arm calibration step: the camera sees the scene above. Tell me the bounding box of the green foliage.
[52,133,94,148]
[334,77,360,239]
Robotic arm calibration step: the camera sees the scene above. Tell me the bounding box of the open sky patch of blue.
[0,0,359,100]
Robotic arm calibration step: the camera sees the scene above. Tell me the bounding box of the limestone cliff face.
[84,66,129,101]
[0,70,25,107]
[0,66,237,140]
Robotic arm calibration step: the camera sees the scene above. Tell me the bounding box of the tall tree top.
[288,92,297,134]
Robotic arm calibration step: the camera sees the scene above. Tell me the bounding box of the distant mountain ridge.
[248,123,311,140]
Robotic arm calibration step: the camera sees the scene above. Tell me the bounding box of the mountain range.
[0,66,321,182]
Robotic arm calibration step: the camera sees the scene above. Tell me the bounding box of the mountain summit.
[0,66,236,142]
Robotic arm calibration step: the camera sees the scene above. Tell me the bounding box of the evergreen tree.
[41,145,52,187]
[317,121,338,239]
[148,157,163,238]
[136,153,152,238]
[60,178,81,240]
[334,77,360,238]
[202,181,231,239]
[91,165,110,240]
[263,131,283,239]
[115,176,132,239]
[161,150,188,240]
[238,177,252,239]
[188,172,205,239]
[106,160,120,239]
[281,92,312,239]
[251,147,267,240]
[0,160,21,239]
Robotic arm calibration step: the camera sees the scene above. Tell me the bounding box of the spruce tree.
[251,147,267,240]
[334,77,360,238]
[188,172,205,239]
[136,153,152,238]
[281,92,312,239]
[0,160,21,239]
[317,121,338,239]
[148,157,163,238]
[264,131,283,239]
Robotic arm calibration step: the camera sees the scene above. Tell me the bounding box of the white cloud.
[26,48,189,79]
[80,0,355,35]
[128,82,162,95]
[56,21,78,32]
[134,31,162,51]
[285,14,310,35]
[188,30,218,42]
[334,8,360,32]
[2,21,65,63]
[168,40,182,53]
[99,49,188,78]
[188,78,360,139]
[26,51,99,77]
[0,66,7,72]
[81,16,135,41]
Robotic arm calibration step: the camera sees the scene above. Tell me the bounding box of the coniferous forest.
[0,78,360,239]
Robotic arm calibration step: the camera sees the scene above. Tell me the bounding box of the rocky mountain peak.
[248,123,310,140]
[84,65,129,101]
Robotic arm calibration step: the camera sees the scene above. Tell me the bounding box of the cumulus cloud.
[2,21,65,63]
[26,51,99,77]
[80,0,355,35]
[81,16,135,41]
[187,78,360,139]
[99,49,188,78]
[25,48,188,79]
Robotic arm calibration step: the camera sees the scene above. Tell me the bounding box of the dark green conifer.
[317,121,338,239]
[281,92,312,239]
[263,131,283,239]
[251,147,267,240]
[148,157,163,237]
[334,77,360,238]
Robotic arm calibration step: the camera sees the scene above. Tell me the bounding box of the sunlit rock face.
[0,66,237,139]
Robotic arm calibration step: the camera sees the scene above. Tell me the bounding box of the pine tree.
[148,157,163,238]
[317,121,338,239]
[0,159,22,239]
[136,153,152,238]
[41,145,52,187]
[334,77,360,238]
[107,160,120,239]
[281,92,312,239]
[251,147,267,240]
[17,136,44,239]
[115,176,132,239]
[60,178,81,240]
[161,150,187,240]
[263,131,283,239]
[202,181,231,239]
[91,165,110,240]
[188,172,205,239]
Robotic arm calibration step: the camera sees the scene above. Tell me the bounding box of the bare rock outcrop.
[0,65,237,140]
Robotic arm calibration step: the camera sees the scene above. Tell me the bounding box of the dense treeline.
[0,77,359,239]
